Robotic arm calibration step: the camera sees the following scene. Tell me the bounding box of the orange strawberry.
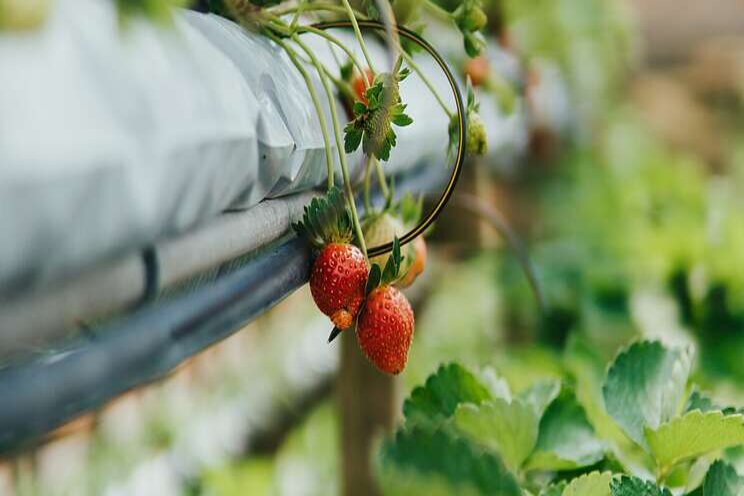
[464,56,490,87]
[397,236,427,288]
[352,68,374,104]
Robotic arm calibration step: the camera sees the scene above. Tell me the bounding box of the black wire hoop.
[311,20,468,258]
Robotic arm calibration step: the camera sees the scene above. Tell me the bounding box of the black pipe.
[0,239,310,454]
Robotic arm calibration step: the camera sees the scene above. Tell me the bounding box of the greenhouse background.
[2,0,744,494]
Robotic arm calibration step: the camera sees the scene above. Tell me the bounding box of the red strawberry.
[310,243,368,330]
[357,285,414,375]
[294,187,368,331]
[355,237,415,374]
[352,68,374,104]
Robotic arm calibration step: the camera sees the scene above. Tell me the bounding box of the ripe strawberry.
[356,237,415,374]
[293,188,368,331]
[357,285,414,375]
[352,68,374,104]
[310,243,367,330]
[397,235,427,288]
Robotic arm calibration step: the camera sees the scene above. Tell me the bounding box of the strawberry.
[293,188,368,332]
[356,238,415,375]
[351,68,374,104]
[363,193,426,287]
[344,61,413,162]
[397,235,427,288]
[464,56,490,88]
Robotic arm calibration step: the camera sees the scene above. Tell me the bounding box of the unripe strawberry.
[397,236,427,288]
[364,213,414,277]
[363,73,401,158]
[466,111,488,156]
[356,285,414,375]
[310,243,368,329]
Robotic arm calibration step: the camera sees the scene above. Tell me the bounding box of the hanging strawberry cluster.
[206,0,496,374]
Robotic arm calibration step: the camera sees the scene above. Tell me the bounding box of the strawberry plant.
[201,0,506,373]
[378,340,744,494]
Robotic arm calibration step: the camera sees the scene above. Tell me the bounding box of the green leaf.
[526,390,605,471]
[602,341,693,448]
[366,264,382,295]
[380,425,522,496]
[685,389,720,413]
[403,363,492,425]
[518,380,561,417]
[344,123,363,153]
[645,410,744,468]
[353,101,367,116]
[539,482,566,496]
[454,398,539,471]
[562,471,612,496]
[701,460,744,496]
[392,111,413,127]
[609,475,672,496]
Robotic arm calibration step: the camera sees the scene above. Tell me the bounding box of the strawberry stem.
[340,0,377,75]
[288,33,368,258]
[266,31,335,190]
[400,50,454,119]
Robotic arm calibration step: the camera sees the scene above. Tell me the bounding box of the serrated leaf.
[562,471,612,496]
[479,368,511,402]
[518,380,561,417]
[380,425,521,496]
[392,112,413,127]
[454,398,538,471]
[602,341,693,449]
[685,389,720,414]
[701,460,744,495]
[403,363,492,425]
[344,123,363,153]
[645,410,744,468]
[353,101,367,116]
[610,475,672,496]
[539,482,566,496]
[526,390,605,471]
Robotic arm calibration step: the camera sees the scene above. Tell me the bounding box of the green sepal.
[366,263,382,295]
[381,237,404,285]
[292,186,353,249]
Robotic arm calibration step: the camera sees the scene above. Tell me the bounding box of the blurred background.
[2,0,744,494]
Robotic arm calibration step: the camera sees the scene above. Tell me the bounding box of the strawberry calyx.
[344,61,413,162]
[366,236,405,294]
[293,186,355,249]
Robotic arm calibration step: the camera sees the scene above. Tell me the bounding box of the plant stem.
[268,2,367,20]
[266,31,335,190]
[291,33,368,258]
[373,157,390,201]
[422,0,453,22]
[295,25,371,90]
[339,0,376,74]
[363,154,373,212]
[400,50,453,118]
